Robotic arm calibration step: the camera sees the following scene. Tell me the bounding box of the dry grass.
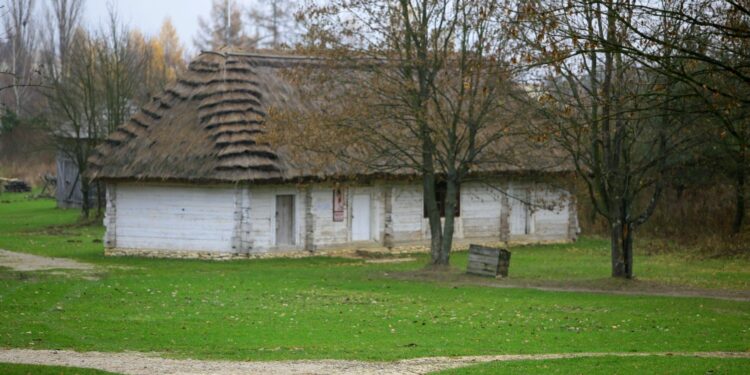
[640,233,750,260]
[576,180,747,258]
[0,124,55,187]
[0,160,54,187]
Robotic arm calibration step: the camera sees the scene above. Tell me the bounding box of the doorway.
[510,189,532,235]
[351,194,371,241]
[275,195,295,246]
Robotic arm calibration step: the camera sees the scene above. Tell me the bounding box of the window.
[424,181,460,218]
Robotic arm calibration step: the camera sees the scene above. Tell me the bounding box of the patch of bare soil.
[365,258,416,264]
[0,249,94,272]
[391,269,750,302]
[329,248,419,264]
[0,349,747,375]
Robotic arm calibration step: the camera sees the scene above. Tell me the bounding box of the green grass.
[448,238,750,291]
[0,193,749,364]
[433,356,750,374]
[0,363,118,375]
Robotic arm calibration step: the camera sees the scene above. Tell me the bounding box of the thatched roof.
[89,50,571,183]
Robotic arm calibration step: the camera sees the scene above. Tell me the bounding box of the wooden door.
[351,193,371,241]
[275,195,295,246]
[510,189,531,235]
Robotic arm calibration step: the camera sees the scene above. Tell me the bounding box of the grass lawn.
[0,192,749,369]
[0,363,117,375]
[433,356,750,374]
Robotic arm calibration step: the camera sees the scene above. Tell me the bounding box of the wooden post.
[232,186,253,254]
[241,187,253,252]
[104,183,117,249]
[304,187,315,252]
[567,193,578,241]
[382,185,394,249]
[499,183,510,246]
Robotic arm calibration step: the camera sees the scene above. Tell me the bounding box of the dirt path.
[0,349,748,375]
[0,249,94,272]
[391,270,750,302]
[481,282,750,302]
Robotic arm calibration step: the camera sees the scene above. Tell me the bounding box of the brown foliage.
[0,124,54,185]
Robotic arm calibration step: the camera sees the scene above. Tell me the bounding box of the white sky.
[84,0,261,54]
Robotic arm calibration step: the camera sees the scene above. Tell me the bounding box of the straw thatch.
[90,50,572,183]
[90,51,294,182]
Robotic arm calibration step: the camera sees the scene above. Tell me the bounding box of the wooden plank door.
[275,195,295,246]
[510,189,531,235]
[351,194,371,241]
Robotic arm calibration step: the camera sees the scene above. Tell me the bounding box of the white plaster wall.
[507,182,572,241]
[461,182,503,238]
[391,184,423,241]
[531,187,571,240]
[311,186,349,246]
[508,182,533,235]
[110,180,575,256]
[309,186,383,247]
[113,184,235,252]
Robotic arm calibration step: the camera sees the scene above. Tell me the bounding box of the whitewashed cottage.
[89,51,579,259]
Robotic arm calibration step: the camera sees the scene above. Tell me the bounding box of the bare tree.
[42,8,143,218]
[194,0,255,51]
[512,0,696,278]
[43,27,100,217]
[247,0,300,49]
[600,0,750,234]
[1,0,39,115]
[277,0,517,266]
[42,0,84,72]
[98,11,141,134]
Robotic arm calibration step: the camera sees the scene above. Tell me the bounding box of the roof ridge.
[200,50,389,68]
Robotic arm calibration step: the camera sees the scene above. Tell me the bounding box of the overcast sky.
[84,0,261,54]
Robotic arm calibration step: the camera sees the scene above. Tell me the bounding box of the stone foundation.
[106,248,224,260]
[104,246,429,260]
[104,237,573,261]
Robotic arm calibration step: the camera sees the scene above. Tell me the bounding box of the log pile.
[0,178,31,193]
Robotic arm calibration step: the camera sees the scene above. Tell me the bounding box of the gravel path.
[0,249,94,271]
[1,349,748,375]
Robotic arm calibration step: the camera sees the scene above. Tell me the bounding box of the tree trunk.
[423,173,443,265]
[733,169,745,234]
[96,180,105,217]
[438,178,459,266]
[611,221,633,278]
[80,177,90,219]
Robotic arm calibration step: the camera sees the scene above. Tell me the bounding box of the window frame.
[423,181,460,218]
